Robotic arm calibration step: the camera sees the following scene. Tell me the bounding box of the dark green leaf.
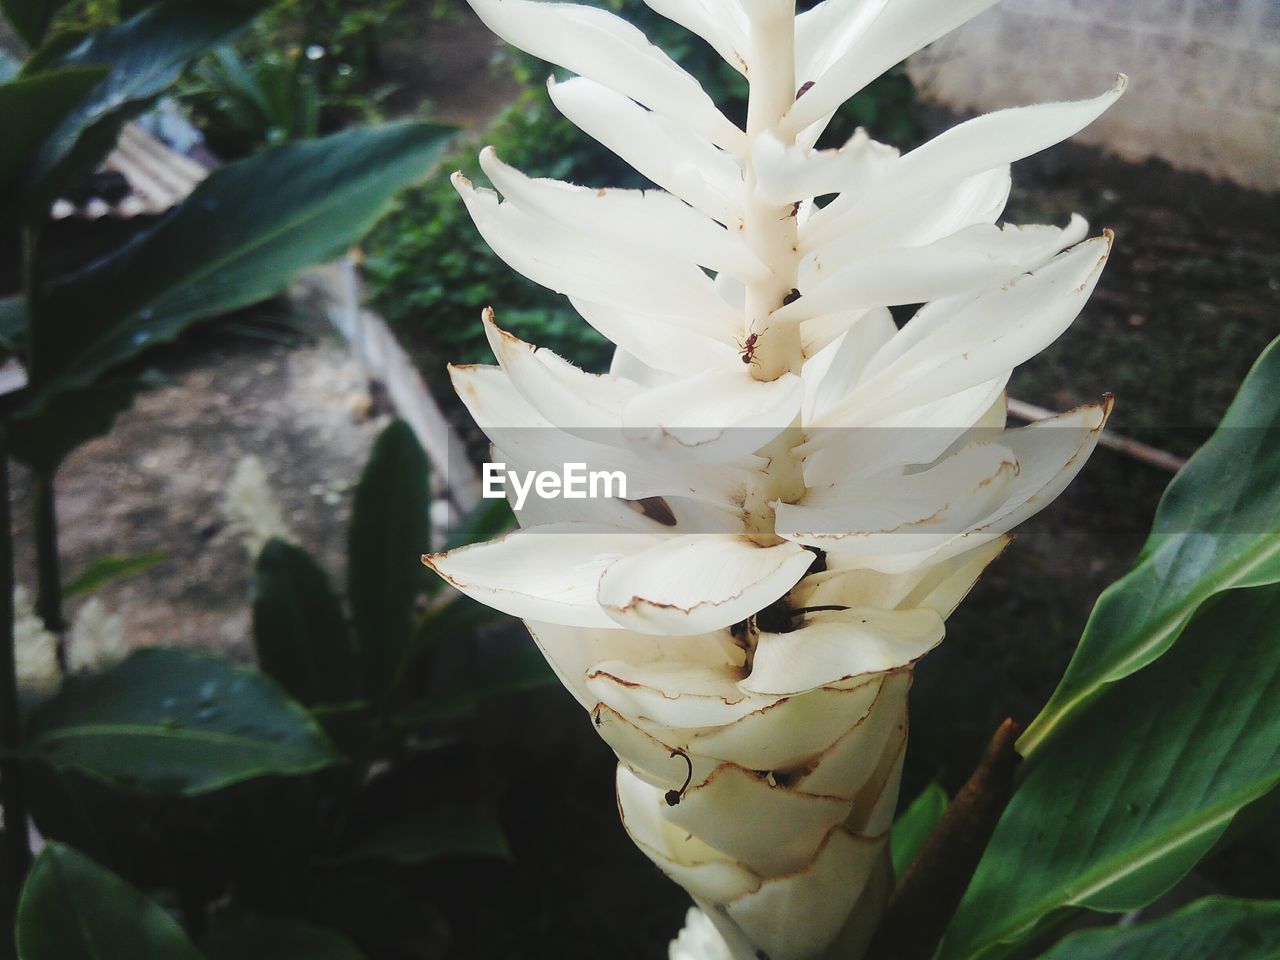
[939,585,1280,960]
[399,648,555,727]
[1021,335,1280,757]
[0,0,75,48]
[6,375,147,470]
[252,537,359,707]
[25,647,341,795]
[16,841,204,959]
[63,549,167,598]
[1035,898,1280,960]
[891,783,948,879]
[442,494,515,552]
[32,121,454,408]
[340,801,510,866]
[0,66,106,207]
[307,873,449,953]
[348,419,430,700]
[204,911,365,960]
[22,0,269,214]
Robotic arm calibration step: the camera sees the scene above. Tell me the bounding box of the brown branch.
[864,718,1022,960]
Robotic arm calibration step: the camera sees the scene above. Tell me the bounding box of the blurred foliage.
[178,0,403,157]
[362,0,922,370]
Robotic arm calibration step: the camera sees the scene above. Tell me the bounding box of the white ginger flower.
[223,455,292,559]
[671,907,734,960]
[424,2,1123,957]
[66,597,128,673]
[14,586,60,696]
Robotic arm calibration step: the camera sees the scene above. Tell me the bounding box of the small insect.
[782,288,802,306]
[664,749,694,806]
[739,331,760,366]
[789,200,801,218]
[795,80,815,100]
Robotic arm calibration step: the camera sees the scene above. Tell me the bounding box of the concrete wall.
[907,0,1280,191]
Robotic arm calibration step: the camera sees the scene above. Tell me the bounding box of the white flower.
[223,455,292,559]
[66,598,128,673]
[424,2,1122,957]
[671,907,734,960]
[14,586,60,696]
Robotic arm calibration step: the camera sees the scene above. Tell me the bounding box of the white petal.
[751,127,897,206]
[784,0,1005,134]
[788,216,1090,318]
[617,767,763,903]
[571,299,740,377]
[795,0,890,79]
[424,525,658,628]
[795,670,909,801]
[454,174,738,328]
[548,77,743,224]
[467,0,744,151]
[742,608,943,695]
[598,535,814,635]
[589,659,776,728]
[776,441,1021,556]
[527,620,743,710]
[621,369,805,463]
[643,0,749,75]
[666,765,852,876]
[804,78,1127,250]
[479,148,766,283]
[826,235,1113,426]
[726,828,886,960]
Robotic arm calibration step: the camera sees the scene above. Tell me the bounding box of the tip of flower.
[1112,73,1129,95]
[450,170,472,193]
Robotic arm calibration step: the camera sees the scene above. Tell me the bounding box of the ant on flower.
[740,332,760,366]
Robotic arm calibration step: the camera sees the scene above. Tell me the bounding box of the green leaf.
[397,648,556,727]
[203,911,365,960]
[348,419,430,700]
[16,841,204,959]
[25,647,341,795]
[32,121,454,408]
[890,783,948,879]
[0,66,106,207]
[939,584,1280,960]
[251,537,359,707]
[1021,335,1280,757]
[63,549,167,598]
[340,801,510,866]
[22,0,269,214]
[0,0,75,48]
[6,375,148,470]
[1035,898,1280,960]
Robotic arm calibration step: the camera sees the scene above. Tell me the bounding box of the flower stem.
[0,427,32,941]
[33,468,65,671]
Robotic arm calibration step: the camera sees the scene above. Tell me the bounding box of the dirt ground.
[9,326,391,658]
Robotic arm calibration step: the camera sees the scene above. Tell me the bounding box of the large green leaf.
[1020,336,1280,757]
[252,537,360,707]
[6,374,148,470]
[0,0,75,48]
[22,0,268,214]
[348,419,430,701]
[0,66,105,206]
[16,841,204,959]
[939,584,1280,960]
[339,802,510,866]
[25,648,340,794]
[30,121,453,408]
[890,783,948,879]
[1035,898,1280,960]
[203,911,364,960]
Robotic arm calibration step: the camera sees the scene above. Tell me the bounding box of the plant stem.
[0,428,32,948]
[32,469,65,670]
[865,718,1022,960]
